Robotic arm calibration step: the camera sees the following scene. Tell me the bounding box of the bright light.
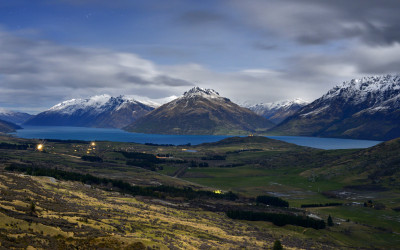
[37,144,43,151]
[91,142,96,146]
[213,190,222,194]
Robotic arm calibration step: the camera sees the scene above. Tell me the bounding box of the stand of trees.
[0,142,28,150]
[119,151,165,171]
[201,155,226,160]
[226,210,326,229]
[256,195,289,207]
[81,155,103,162]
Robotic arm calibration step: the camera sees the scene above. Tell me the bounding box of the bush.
[256,195,289,207]
[273,240,283,250]
[327,215,333,226]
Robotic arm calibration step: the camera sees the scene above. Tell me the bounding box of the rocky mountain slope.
[0,109,32,124]
[125,87,275,135]
[24,95,154,128]
[269,75,400,140]
[248,98,308,124]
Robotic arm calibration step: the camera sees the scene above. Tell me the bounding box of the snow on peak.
[48,94,139,115]
[323,74,400,103]
[249,98,308,111]
[182,87,221,99]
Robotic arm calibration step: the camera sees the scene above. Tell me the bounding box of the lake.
[13,126,383,150]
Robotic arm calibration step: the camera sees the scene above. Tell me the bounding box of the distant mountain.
[0,109,32,124]
[248,98,309,124]
[0,119,21,133]
[24,95,154,128]
[269,75,400,140]
[125,87,275,135]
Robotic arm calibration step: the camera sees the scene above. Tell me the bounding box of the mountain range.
[24,95,154,128]
[125,87,275,135]
[7,74,400,140]
[247,98,309,124]
[269,75,400,140]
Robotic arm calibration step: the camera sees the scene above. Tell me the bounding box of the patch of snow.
[182,87,222,99]
[300,105,329,117]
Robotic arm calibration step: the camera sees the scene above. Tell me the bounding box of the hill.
[0,119,21,133]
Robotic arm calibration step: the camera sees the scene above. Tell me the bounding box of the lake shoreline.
[12,126,382,150]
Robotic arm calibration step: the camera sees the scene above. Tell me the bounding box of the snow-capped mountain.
[248,98,309,124]
[24,95,154,128]
[270,75,400,140]
[125,87,275,135]
[0,109,32,124]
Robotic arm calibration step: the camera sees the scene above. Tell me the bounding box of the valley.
[0,134,399,249]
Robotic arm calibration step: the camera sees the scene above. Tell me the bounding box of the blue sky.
[1,0,400,113]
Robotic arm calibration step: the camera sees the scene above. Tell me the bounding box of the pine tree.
[327,215,334,226]
[273,240,283,250]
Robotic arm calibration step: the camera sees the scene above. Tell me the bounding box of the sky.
[1,0,400,113]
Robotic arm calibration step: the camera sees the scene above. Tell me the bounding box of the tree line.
[226,210,326,229]
[256,195,289,207]
[301,202,342,208]
[5,163,238,201]
[0,142,28,150]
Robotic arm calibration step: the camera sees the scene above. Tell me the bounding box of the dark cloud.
[116,73,191,87]
[283,42,400,85]
[232,0,400,45]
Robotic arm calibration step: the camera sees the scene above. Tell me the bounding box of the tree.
[327,215,334,226]
[273,240,283,250]
[29,201,36,215]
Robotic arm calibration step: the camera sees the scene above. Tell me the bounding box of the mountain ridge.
[248,98,309,124]
[269,74,400,140]
[24,95,154,128]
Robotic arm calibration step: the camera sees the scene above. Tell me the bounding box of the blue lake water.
[13,126,383,150]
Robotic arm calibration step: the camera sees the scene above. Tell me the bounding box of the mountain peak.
[248,98,309,124]
[182,87,221,99]
[126,86,274,135]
